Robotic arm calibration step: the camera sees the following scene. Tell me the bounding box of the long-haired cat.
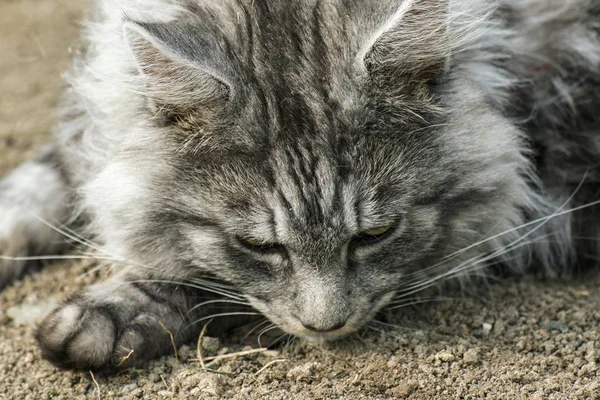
[1,0,599,370]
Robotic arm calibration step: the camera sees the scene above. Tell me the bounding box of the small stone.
[463,349,480,365]
[387,381,418,398]
[178,371,224,396]
[201,337,221,356]
[178,345,193,361]
[516,337,529,351]
[121,383,138,394]
[543,320,569,332]
[482,323,493,336]
[387,356,399,369]
[578,362,598,377]
[286,362,320,381]
[436,351,455,363]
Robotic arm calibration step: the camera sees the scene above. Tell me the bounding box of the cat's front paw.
[36,281,189,370]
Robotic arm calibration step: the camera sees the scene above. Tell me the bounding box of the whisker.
[26,211,113,257]
[186,299,251,318]
[401,189,600,292]
[257,324,282,348]
[386,296,454,310]
[188,278,245,298]
[406,173,592,279]
[189,312,261,328]
[395,235,555,299]
[53,221,108,254]
[365,324,406,340]
[122,279,246,301]
[0,254,105,262]
[241,319,273,343]
[267,332,291,348]
[370,320,411,330]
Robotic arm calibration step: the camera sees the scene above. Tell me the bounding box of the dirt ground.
[2,1,600,399]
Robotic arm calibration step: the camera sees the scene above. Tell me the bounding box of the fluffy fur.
[0,0,599,370]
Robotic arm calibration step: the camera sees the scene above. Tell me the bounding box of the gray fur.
[0,0,598,370]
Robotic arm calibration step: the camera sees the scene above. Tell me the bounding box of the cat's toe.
[110,313,182,368]
[36,302,117,370]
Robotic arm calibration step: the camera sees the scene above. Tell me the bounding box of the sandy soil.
[2,1,600,399]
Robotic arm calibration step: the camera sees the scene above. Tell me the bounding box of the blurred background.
[0,0,83,175]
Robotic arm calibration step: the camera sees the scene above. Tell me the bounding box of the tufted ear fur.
[124,21,233,109]
[359,0,449,85]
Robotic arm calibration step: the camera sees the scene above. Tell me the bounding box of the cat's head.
[87,0,535,339]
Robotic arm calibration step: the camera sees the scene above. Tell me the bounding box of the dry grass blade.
[159,321,178,361]
[89,371,102,400]
[117,348,135,367]
[255,359,287,376]
[196,319,214,369]
[191,347,269,365]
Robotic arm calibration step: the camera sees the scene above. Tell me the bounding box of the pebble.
[436,351,455,363]
[463,349,480,365]
[201,337,221,356]
[6,299,58,326]
[482,322,493,336]
[286,362,321,381]
[178,371,225,396]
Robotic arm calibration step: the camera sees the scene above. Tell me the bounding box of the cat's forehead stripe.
[272,142,341,224]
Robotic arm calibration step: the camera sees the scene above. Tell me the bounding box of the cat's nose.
[301,319,347,333]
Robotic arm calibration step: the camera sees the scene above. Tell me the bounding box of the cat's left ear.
[358,0,449,84]
[123,21,235,109]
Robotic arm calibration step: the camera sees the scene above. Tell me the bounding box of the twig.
[159,321,178,361]
[89,371,102,400]
[199,368,235,376]
[160,374,170,392]
[196,319,213,370]
[255,359,286,376]
[191,347,269,364]
[117,348,135,367]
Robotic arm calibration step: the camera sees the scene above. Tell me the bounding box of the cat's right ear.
[123,21,232,109]
[357,0,449,86]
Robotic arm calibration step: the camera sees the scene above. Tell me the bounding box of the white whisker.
[387,296,453,310]
[189,312,261,328]
[405,172,592,280]
[241,319,273,343]
[257,324,282,348]
[26,211,112,257]
[396,234,556,299]
[186,298,251,318]
[123,279,246,301]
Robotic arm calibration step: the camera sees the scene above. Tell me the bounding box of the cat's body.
[1,0,599,371]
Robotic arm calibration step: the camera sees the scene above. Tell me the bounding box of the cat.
[1,0,599,371]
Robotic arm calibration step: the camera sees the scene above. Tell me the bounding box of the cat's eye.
[351,225,395,247]
[237,236,286,255]
[361,226,393,236]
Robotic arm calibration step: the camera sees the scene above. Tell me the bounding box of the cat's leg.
[0,146,72,289]
[36,275,251,370]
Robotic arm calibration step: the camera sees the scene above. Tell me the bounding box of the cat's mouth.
[282,315,363,340]
[245,291,396,341]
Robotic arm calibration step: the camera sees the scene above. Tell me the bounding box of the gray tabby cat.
[1,0,599,370]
